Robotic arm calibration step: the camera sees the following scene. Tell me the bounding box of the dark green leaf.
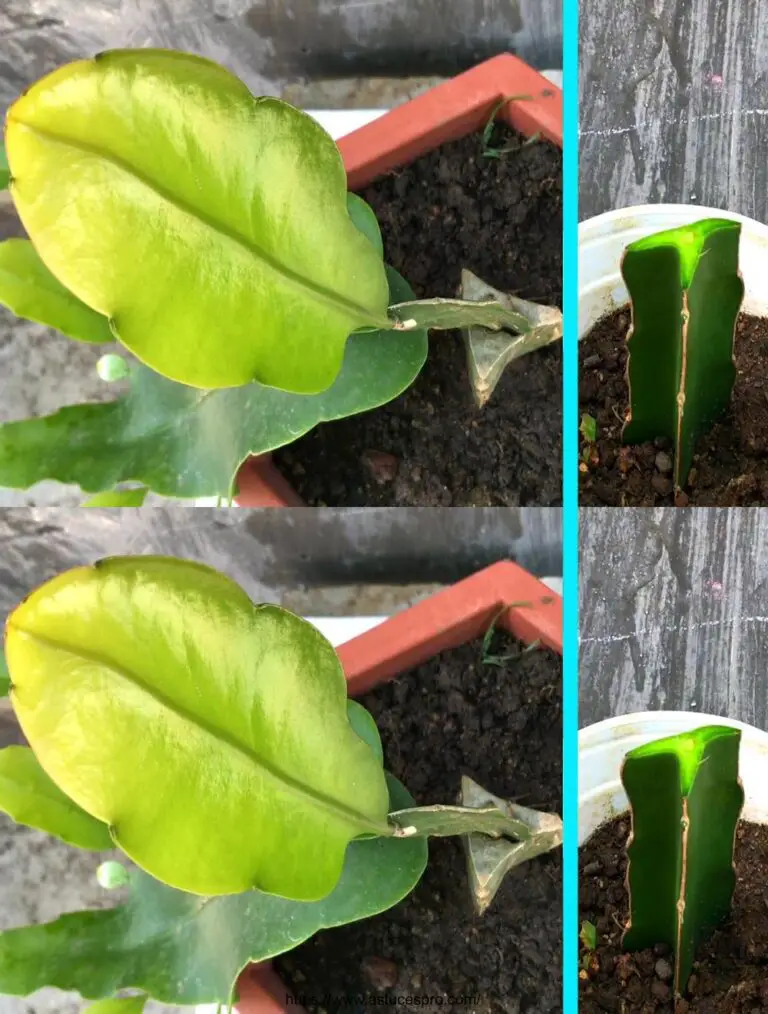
[0,145,8,190]
[0,268,426,499]
[347,700,384,765]
[0,240,114,344]
[0,747,113,850]
[622,219,744,488]
[622,725,744,996]
[346,193,384,256]
[0,775,427,1005]
[0,654,8,698]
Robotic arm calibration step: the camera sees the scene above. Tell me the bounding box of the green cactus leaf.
[81,488,149,507]
[0,266,425,500]
[0,240,114,345]
[5,557,391,900]
[622,219,744,489]
[0,774,426,1005]
[6,49,390,393]
[0,747,113,850]
[622,725,744,997]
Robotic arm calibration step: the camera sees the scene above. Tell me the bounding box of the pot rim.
[579,202,768,238]
[579,711,768,846]
[579,709,768,747]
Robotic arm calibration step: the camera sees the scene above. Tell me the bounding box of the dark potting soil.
[275,633,563,1014]
[273,125,563,507]
[579,816,768,1013]
[579,307,768,506]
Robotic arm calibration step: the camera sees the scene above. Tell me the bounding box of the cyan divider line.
[562,0,579,1011]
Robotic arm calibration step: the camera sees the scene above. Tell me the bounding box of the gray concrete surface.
[0,506,562,1014]
[580,0,768,220]
[580,508,768,729]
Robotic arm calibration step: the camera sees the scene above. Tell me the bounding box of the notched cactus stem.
[460,776,563,915]
[622,219,744,489]
[621,725,743,997]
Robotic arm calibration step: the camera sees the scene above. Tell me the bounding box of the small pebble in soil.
[652,980,671,1001]
[361,449,399,484]
[655,957,672,981]
[651,474,673,496]
[361,956,399,990]
[655,451,673,473]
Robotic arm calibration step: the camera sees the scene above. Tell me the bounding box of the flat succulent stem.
[386,272,562,408]
[389,776,562,916]
[389,802,531,839]
[461,777,563,915]
[460,270,563,407]
[388,297,531,334]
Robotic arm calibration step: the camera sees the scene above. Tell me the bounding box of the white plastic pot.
[579,711,768,845]
[579,204,768,339]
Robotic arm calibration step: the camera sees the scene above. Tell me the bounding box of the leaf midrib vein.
[10,625,387,834]
[9,118,386,327]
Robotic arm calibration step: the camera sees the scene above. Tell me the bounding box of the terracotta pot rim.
[235,560,562,1013]
[234,51,563,508]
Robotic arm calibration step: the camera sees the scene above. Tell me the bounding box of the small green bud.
[579,413,597,444]
[97,861,129,890]
[97,354,129,382]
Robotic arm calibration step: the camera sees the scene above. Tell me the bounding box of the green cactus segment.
[622,725,744,997]
[622,219,744,489]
